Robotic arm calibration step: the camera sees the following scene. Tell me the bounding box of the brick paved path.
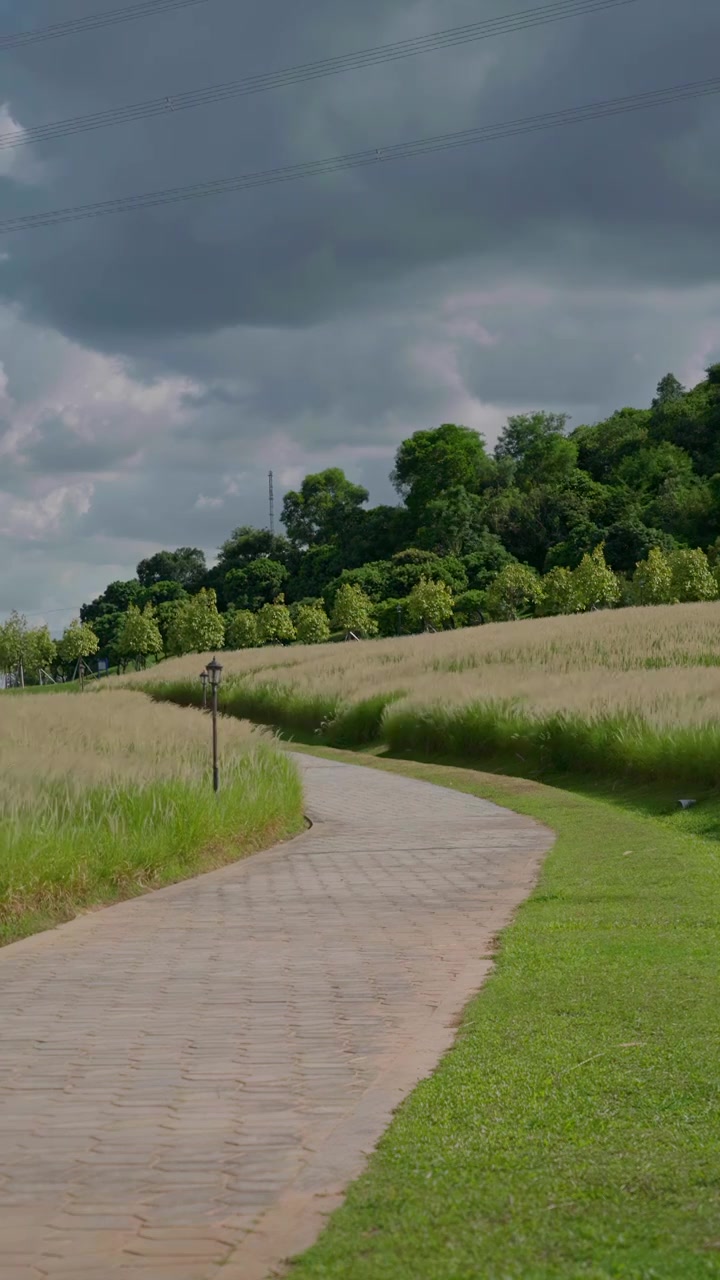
[0,753,553,1280]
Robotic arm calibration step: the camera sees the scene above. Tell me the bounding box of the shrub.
[331,584,378,637]
[632,547,675,605]
[167,589,225,655]
[294,605,331,645]
[453,590,487,627]
[537,567,578,616]
[668,548,717,602]
[571,544,621,612]
[486,565,543,620]
[225,609,260,649]
[257,597,296,645]
[406,577,455,631]
[375,597,409,638]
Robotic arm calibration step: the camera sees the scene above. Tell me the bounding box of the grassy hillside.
[136,602,720,787]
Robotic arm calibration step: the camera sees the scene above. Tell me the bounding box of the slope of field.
[0,691,303,944]
[137,603,720,787]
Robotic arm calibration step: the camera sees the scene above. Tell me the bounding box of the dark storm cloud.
[0,0,719,345]
[1,0,719,624]
[8,414,133,474]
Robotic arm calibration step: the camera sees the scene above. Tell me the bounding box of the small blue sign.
[97,657,109,673]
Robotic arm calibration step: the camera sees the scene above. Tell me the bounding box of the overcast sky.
[1,0,719,631]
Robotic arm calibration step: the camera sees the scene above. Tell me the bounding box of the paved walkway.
[0,753,553,1280]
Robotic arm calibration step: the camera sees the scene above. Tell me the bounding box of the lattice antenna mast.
[268,470,275,537]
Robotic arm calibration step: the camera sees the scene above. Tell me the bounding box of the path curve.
[0,753,553,1280]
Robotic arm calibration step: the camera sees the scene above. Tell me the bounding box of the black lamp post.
[199,669,208,710]
[205,656,223,792]
[396,604,402,636]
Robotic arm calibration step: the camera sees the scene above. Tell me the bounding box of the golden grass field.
[1,688,267,800]
[132,602,720,728]
[0,691,302,943]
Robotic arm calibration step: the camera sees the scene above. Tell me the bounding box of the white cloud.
[0,103,48,184]
[0,482,93,539]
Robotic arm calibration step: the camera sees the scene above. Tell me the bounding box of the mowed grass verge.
[0,691,303,946]
[284,747,720,1280]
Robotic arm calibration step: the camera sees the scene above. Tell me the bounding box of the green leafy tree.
[287,544,346,603]
[23,626,58,680]
[388,550,467,598]
[462,535,517,590]
[572,408,651,483]
[257,597,296,645]
[331,584,377,637]
[81,606,123,661]
[602,517,675,574]
[136,547,206,590]
[537,566,578,616]
[632,547,675,605]
[214,526,294,572]
[391,424,495,521]
[495,411,576,488]
[453,590,487,628]
[487,471,612,572]
[571,545,621,612]
[155,601,183,654]
[406,577,455,631]
[667,549,718,602]
[544,519,606,572]
[375,597,409,637]
[327,551,467,611]
[651,372,685,410]
[294,605,331,645]
[282,469,369,548]
[117,603,163,669]
[326,561,394,606]
[168,589,225,655]
[225,609,260,649]
[651,363,720,476]
[0,611,28,680]
[351,504,411,564]
[415,486,489,556]
[486,565,543,621]
[81,579,142,625]
[224,558,287,611]
[58,618,100,669]
[140,580,188,607]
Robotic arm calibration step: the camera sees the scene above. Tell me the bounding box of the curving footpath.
[0,753,554,1280]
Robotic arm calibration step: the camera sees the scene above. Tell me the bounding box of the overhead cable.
[2,74,718,234]
[0,0,211,52]
[0,0,636,149]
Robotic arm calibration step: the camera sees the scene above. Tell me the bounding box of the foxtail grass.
[0,692,303,944]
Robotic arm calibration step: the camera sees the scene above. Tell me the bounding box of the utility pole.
[268,469,275,537]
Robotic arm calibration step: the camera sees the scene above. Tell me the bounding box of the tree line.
[3,363,720,679]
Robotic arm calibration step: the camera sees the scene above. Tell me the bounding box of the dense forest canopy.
[7,363,716,674]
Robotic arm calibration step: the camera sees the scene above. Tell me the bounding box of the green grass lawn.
[286,746,720,1280]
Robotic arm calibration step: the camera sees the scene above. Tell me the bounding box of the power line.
[0,0,211,52]
[1,74,718,235]
[1,606,83,618]
[0,0,636,152]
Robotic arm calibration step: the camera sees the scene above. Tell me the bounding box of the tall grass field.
[0,691,303,944]
[134,602,720,787]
